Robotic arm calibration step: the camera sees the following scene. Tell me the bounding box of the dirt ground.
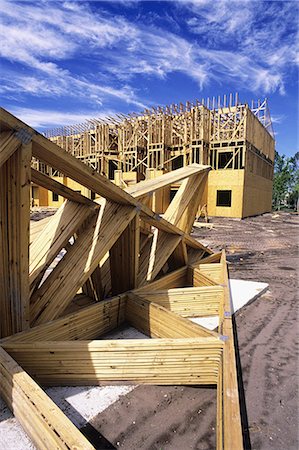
[82,211,298,450]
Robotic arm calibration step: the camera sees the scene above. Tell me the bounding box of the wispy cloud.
[184,0,298,94]
[8,107,116,129]
[0,0,297,124]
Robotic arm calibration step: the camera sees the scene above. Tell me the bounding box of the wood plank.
[137,230,181,286]
[136,286,223,317]
[1,295,126,344]
[126,293,219,338]
[0,142,31,338]
[192,263,223,284]
[192,267,218,286]
[126,164,210,198]
[0,347,94,449]
[3,339,223,386]
[219,250,243,450]
[163,172,207,233]
[30,217,52,244]
[29,200,95,284]
[32,168,96,206]
[134,267,188,293]
[30,202,137,325]
[191,252,222,266]
[0,130,21,168]
[110,213,140,294]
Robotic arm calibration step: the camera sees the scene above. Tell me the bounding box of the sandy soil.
[84,212,298,450]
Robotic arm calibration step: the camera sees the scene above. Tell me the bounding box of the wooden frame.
[0,108,243,450]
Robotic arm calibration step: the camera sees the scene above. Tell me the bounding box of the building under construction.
[33,94,275,218]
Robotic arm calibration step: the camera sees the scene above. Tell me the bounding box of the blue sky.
[0,0,298,157]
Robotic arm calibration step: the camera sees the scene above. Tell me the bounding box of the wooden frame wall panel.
[29,200,96,284]
[1,295,126,344]
[3,339,223,386]
[126,293,219,339]
[30,202,137,325]
[110,213,140,294]
[0,142,31,338]
[31,168,96,206]
[136,286,223,317]
[0,107,138,206]
[0,347,94,450]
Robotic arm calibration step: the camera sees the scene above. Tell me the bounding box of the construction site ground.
[1,211,298,450]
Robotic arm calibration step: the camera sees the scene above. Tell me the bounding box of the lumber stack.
[0,107,243,450]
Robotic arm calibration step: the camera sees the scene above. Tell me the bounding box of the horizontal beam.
[136,286,223,317]
[126,164,210,198]
[126,293,219,338]
[31,168,96,206]
[0,295,126,344]
[3,338,223,386]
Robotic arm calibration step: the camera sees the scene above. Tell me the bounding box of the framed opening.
[52,192,59,202]
[218,152,233,169]
[216,190,232,207]
[172,155,184,170]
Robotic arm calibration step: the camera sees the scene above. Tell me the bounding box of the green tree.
[272,151,299,210]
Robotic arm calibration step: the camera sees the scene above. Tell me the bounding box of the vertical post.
[110,214,140,295]
[0,135,31,337]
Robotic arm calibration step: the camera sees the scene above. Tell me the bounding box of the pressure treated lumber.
[29,200,96,284]
[3,339,223,386]
[126,164,210,199]
[30,217,52,244]
[137,231,181,286]
[32,168,96,206]
[191,267,219,286]
[193,263,223,284]
[0,347,95,450]
[136,285,223,317]
[126,293,219,338]
[163,171,208,234]
[110,213,140,294]
[1,295,126,344]
[134,267,189,293]
[0,142,31,338]
[30,202,137,325]
[218,251,243,450]
[0,131,22,168]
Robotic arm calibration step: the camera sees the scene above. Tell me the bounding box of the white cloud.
[0,0,297,112]
[8,107,116,129]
